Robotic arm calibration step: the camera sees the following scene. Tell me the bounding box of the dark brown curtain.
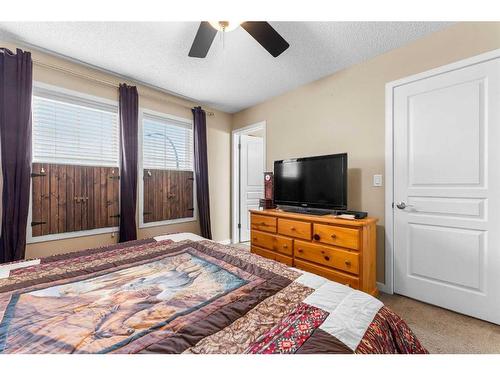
[192,106,212,239]
[118,84,138,242]
[0,48,33,263]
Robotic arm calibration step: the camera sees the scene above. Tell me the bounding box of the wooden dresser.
[250,209,378,296]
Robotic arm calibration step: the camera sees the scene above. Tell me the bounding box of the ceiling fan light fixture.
[209,21,241,32]
[189,21,289,58]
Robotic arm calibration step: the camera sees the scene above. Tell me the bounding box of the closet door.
[393,57,500,324]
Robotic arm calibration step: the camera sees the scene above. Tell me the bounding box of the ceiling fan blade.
[189,22,218,58]
[241,22,289,57]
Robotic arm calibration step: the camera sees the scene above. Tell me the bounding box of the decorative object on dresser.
[264,171,274,200]
[259,198,276,210]
[250,209,378,296]
[259,172,276,210]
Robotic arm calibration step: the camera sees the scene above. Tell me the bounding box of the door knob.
[396,201,414,210]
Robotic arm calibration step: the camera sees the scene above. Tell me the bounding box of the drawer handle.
[324,256,330,261]
[283,244,288,249]
[331,234,337,239]
[297,249,303,253]
[313,234,320,241]
[259,223,268,226]
[290,226,296,231]
[253,237,258,241]
[345,260,351,266]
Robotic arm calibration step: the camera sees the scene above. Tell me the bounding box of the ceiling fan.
[188,21,290,58]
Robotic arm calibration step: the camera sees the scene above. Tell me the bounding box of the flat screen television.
[274,153,347,210]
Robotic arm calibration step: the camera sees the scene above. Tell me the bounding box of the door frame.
[231,121,267,244]
[384,48,500,295]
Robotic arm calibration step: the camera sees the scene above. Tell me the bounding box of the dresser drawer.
[251,245,276,261]
[274,235,293,256]
[251,214,277,233]
[294,259,360,289]
[275,252,293,266]
[251,231,293,256]
[251,230,275,250]
[278,218,311,240]
[294,240,359,275]
[312,223,360,250]
[251,245,293,266]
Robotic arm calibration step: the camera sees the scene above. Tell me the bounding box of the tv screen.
[274,153,347,210]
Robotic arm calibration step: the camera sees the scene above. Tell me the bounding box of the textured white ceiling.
[0,22,452,113]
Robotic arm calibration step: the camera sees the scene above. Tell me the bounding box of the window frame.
[27,82,120,244]
[138,108,197,229]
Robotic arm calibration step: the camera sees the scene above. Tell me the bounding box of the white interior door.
[393,57,500,324]
[239,135,264,242]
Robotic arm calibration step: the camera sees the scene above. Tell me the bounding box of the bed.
[0,234,427,354]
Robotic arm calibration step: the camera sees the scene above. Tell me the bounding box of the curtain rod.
[32,59,215,116]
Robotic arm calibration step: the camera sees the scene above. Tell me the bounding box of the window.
[30,85,120,240]
[142,113,193,171]
[32,87,119,167]
[141,112,195,225]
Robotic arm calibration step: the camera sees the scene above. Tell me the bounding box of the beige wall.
[232,22,500,283]
[0,40,233,259]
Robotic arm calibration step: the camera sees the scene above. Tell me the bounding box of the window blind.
[143,114,193,171]
[32,88,119,167]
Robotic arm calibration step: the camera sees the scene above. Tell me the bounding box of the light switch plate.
[373,174,383,187]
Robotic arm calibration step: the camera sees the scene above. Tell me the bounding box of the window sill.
[27,226,119,244]
[139,217,197,229]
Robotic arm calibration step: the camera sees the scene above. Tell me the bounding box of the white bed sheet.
[0,259,41,279]
[153,232,207,242]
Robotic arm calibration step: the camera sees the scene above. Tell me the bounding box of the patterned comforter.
[0,239,427,354]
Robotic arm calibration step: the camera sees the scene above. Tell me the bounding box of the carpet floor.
[378,293,500,354]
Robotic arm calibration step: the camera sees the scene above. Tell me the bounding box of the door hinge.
[109,175,121,180]
[31,221,46,226]
[143,212,152,215]
[237,223,241,229]
[109,214,120,218]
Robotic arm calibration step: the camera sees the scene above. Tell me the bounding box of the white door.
[393,57,500,324]
[239,135,264,242]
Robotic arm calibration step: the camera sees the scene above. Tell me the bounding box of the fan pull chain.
[222,25,226,49]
